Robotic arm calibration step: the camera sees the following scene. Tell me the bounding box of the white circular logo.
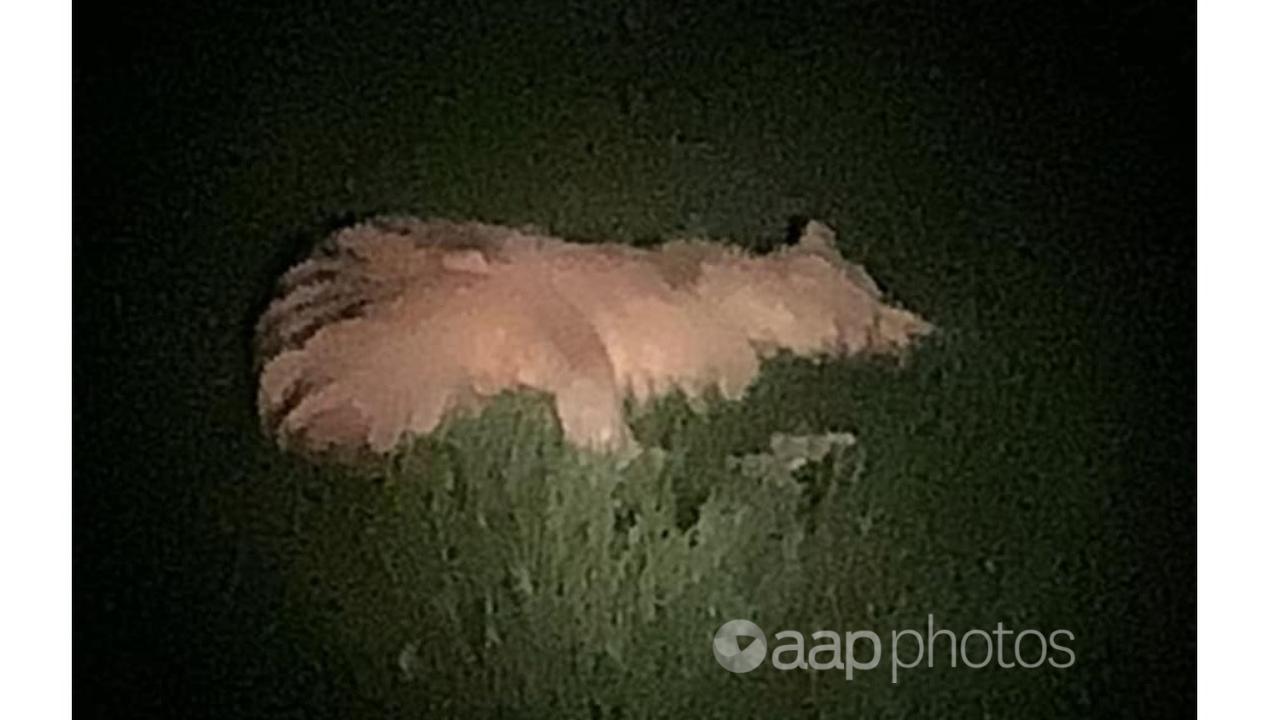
[713,619,768,673]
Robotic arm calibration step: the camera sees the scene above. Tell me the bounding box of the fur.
[255,217,931,455]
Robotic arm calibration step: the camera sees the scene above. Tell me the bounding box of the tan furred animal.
[255,218,931,455]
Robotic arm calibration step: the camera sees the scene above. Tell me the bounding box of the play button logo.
[713,619,768,673]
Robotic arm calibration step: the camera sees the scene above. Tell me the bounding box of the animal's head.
[694,221,932,356]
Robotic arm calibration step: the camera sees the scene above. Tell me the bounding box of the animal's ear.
[442,249,491,275]
[797,221,840,256]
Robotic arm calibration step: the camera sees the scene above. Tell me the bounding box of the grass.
[75,2,1192,717]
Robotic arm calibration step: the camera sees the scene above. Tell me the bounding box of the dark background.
[74,0,1193,717]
